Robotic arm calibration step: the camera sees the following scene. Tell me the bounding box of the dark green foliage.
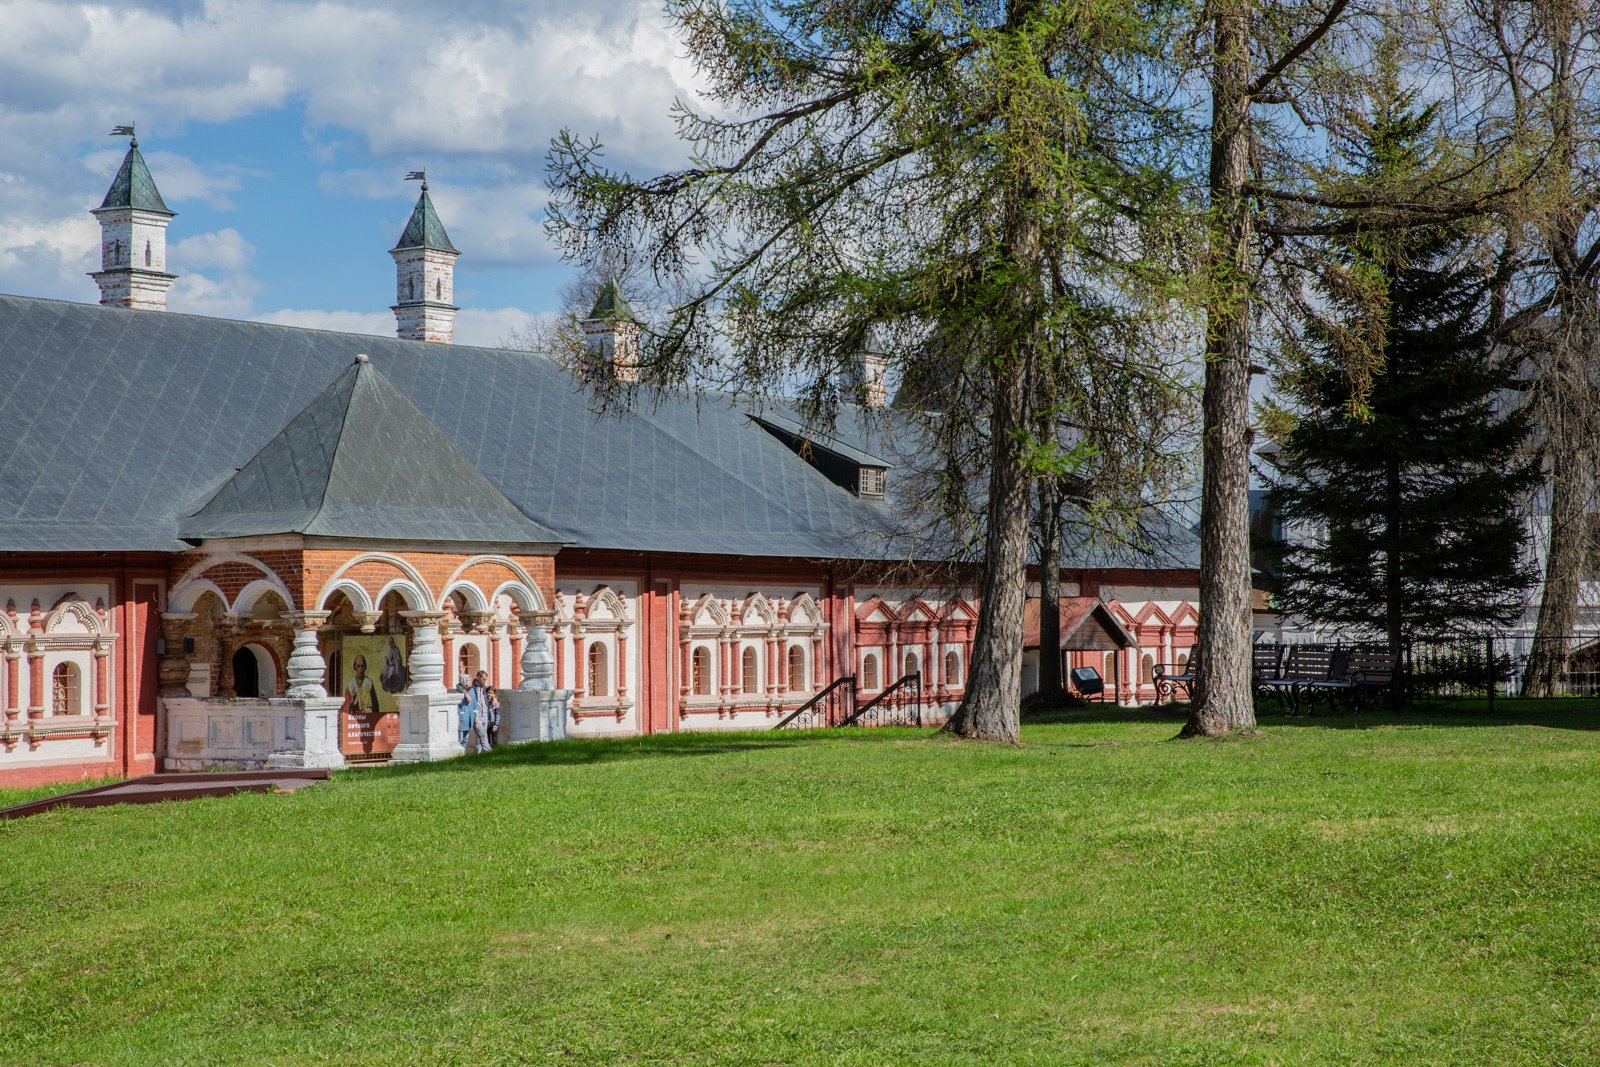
[1267,103,1537,642]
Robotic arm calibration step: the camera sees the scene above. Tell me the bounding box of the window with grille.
[692,646,712,696]
[787,646,807,692]
[858,467,886,498]
[588,643,609,697]
[944,650,961,687]
[741,647,759,693]
[52,662,81,716]
[861,652,879,690]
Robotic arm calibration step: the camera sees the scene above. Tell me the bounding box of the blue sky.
[0,0,703,346]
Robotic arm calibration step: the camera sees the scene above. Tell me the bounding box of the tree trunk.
[947,369,1033,744]
[1525,408,1590,695]
[1181,0,1258,738]
[1036,478,1066,700]
[1385,452,1404,649]
[1525,0,1595,698]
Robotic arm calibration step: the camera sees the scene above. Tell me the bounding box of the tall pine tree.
[1267,100,1537,646]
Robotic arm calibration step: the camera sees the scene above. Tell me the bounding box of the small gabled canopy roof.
[97,142,172,216]
[391,186,458,254]
[1023,597,1137,651]
[585,276,640,324]
[181,355,563,546]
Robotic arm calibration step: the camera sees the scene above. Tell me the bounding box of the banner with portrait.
[339,634,408,756]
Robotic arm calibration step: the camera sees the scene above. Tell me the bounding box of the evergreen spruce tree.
[1267,101,1537,646]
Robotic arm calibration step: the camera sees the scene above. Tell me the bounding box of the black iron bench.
[1253,643,1284,698]
[1153,645,1197,703]
[1257,643,1336,713]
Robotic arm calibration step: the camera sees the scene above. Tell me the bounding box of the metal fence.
[1257,632,1600,705]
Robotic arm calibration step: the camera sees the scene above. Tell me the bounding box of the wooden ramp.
[0,769,331,821]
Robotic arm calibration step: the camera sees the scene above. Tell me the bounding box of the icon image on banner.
[340,635,407,756]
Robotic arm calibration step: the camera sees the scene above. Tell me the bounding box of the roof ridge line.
[312,360,364,525]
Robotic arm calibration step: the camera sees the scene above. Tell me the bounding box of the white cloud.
[455,307,548,348]
[172,228,253,272]
[168,228,261,317]
[254,307,395,337]
[1,0,705,168]
[0,0,711,314]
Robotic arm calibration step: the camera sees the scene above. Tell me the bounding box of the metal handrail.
[773,674,857,730]
[842,671,923,728]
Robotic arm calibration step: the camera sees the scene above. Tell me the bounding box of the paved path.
[0,769,331,820]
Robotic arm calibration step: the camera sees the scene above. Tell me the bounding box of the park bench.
[1253,643,1285,698]
[1345,645,1403,708]
[1257,643,1336,713]
[1152,646,1197,703]
[1274,644,1403,712]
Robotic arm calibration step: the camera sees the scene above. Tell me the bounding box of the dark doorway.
[232,647,260,698]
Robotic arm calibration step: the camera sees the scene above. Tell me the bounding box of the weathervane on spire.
[111,123,136,148]
[405,169,427,191]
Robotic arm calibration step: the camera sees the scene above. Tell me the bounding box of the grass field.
[4,701,1600,1065]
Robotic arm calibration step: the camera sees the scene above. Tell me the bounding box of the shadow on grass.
[1017,694,1600,735]
[1254,696,1600,732]
[359,724,926,781]
[357,696,1600,785]
[1020,696,1600,733]
[1022,703,1189,727]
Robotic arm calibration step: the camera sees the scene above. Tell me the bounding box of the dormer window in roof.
[749,412,892,500]
[858,466,887,499]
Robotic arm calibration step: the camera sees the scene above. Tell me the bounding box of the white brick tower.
[90,135,177,311]
[851,353,888,408]
[390,179,460,344]
[581,276,642,382]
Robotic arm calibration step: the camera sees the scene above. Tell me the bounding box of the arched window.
[741,647,759,693]
[1104,652,1116,681]
[788,646,807,692]
[861,652,879,690]
[144,240,151,266]
[692,646,712,695]
[435,278,443,300]
[944,649,961,687]
[588,642,609,698]
[904,651,920,679]
[52,662,81,716]
[1177,652,1189,670]
[458,643,481,679]
[407,276,416,301]
[1141,653,1154,685]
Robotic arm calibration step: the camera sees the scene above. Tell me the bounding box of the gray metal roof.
[0,294,1200,568]
[96,144,172,215]
[183,355,564,545]
[390,187,458,254]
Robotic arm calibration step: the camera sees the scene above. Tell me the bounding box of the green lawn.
[4,701,1600,1065]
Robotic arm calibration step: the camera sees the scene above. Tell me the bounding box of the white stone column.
[519,611,557,691]
[401,611,448,695]
[281,611,331,698]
